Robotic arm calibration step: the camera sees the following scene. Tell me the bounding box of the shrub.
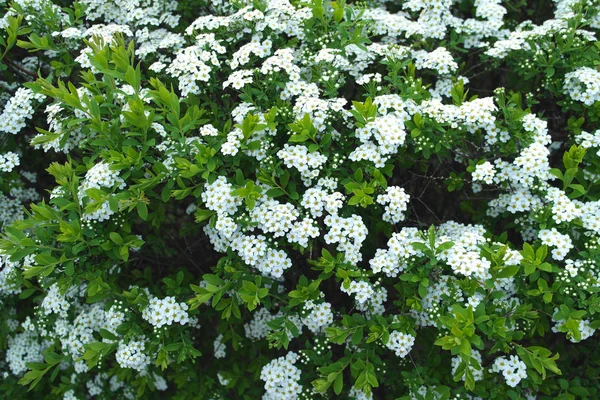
[1,0,600,399]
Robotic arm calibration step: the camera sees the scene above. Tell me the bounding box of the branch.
[3,57,38,79]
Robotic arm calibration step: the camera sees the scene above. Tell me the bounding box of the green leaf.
[436,241,454,253]
[110,232,124,245]
[333,373,343,395]
[136,202,148,220]
[194,209,215,223]
[64,261,75,276]
[498,265,519,278]
[266,188,285,198]
[351,327,363,345]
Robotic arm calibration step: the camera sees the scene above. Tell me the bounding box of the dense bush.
[1,0,600,399]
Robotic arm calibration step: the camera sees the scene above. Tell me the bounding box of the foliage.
[1,0,600,399]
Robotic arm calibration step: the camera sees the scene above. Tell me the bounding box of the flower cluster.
[472,161,496,185]
[277,144,328,184]
[201,176,242,216]
[385,331,415,358]
[491,355,528,387]
[115,339,151,372]
[564,67,600,106]
[142,296,190,328]
[376,186,411,224]
[413,47,458,75]
[0,88,44,134]
[302,300,334,333]
[538,228,573,261]
[0,152,19,173]
[260,352,302,400]
[213,333,226,359]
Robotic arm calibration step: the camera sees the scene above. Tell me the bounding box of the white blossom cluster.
[250,198,299,238]
[0,88,44,134]
[223,69,254,90]
[287,217,320,248]
[142,296,190,328]
[301,187,344,218]
[385,331,415,358]
[104,303,127,335]
[74,0,183,64]
[371,222,526,332]
[413,47,458,75]
[199,124,219,137]
[6,330,44,375]
[291,97,347,132]
[491,355,527,387]
[277,144,328,184]
[202,189,299,279]
[78,162,126,222]
[576,129,600,157]
[341,280,375,304]
[369,227,421,278]
[324,214,368,264]
[165,34,226,97]
[81,162,125,190]
[41,283,71,317]
[369,247,404,279]
[245,308,277,340]
[364,0,460,40]
[229,233,292,278]
[350,113,408,168]
[260,351,302,400]
[349,386,373,400]
[356,286,388,316]
[217,372,230,387]
[485,10,595,59]
[228,33,272,70]
[115,339,151,372]
[0,190,33,226]
[201,176,243,216]
[482,114,555,220]
[538,228,573,261]
[202,170,368,279]
[541,186,600,236]
[58,304,107,365]
[564,67,600,106]
[472,161,496,184]
[244,308,302,341]
[261,48,301,81]
[213,334,226,359]
[552,317,597,343]
[63,389,78,400]
[79,0,179,27]
[438,222,490,280]
[0,152,20,173]
[301,300,333,333]
[376,186,410,224]
[421,97,497,137]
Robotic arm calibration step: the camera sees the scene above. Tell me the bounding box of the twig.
[414,197,442,224]
[3,57,38,79]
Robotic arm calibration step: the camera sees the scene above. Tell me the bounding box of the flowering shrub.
[1,0,600,399]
